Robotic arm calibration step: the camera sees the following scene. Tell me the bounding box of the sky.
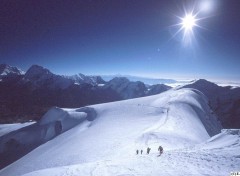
[0,0,240,81]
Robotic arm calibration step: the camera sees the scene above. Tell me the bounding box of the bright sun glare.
[173,12,199,46]
[182,14,196,31]
[170,1,215,46]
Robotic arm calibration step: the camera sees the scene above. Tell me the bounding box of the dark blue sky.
[1,0,240,80]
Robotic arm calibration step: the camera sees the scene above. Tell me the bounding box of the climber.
[147,147,151,154]
[158,146,163,156]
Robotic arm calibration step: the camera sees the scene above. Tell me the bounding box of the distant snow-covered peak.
[0,64,25,76]
[65,73,105,86]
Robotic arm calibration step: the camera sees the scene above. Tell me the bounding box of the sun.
[170,11,200,46]
[178,13,198,45]
[181,14,196,31]
[169,1,214,46]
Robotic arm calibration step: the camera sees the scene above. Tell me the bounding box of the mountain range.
[0,64,239,129]
[0,64,170,123]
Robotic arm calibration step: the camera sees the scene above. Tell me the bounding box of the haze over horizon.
[1,0,240,81]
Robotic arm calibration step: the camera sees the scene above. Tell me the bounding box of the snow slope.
[0,122,35,137]
[1,88,239,176]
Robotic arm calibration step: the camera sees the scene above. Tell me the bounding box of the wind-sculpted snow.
[0,89,238,176]
[0,106,97,169]
[0,122,35,137]
[76,107,97,121]
[200,129,240,150]
[137,88,222,150]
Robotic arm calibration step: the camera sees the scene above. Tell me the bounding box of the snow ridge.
[0,88,231,176]
[183,79,240,128]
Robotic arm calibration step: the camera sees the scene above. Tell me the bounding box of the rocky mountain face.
[0,65,170,123]
[105,77,147,99]
[23,65,73,89]
[146,84,172,96]
[183,79,240,128]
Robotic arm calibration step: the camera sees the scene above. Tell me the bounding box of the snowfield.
[0,88,239,176]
